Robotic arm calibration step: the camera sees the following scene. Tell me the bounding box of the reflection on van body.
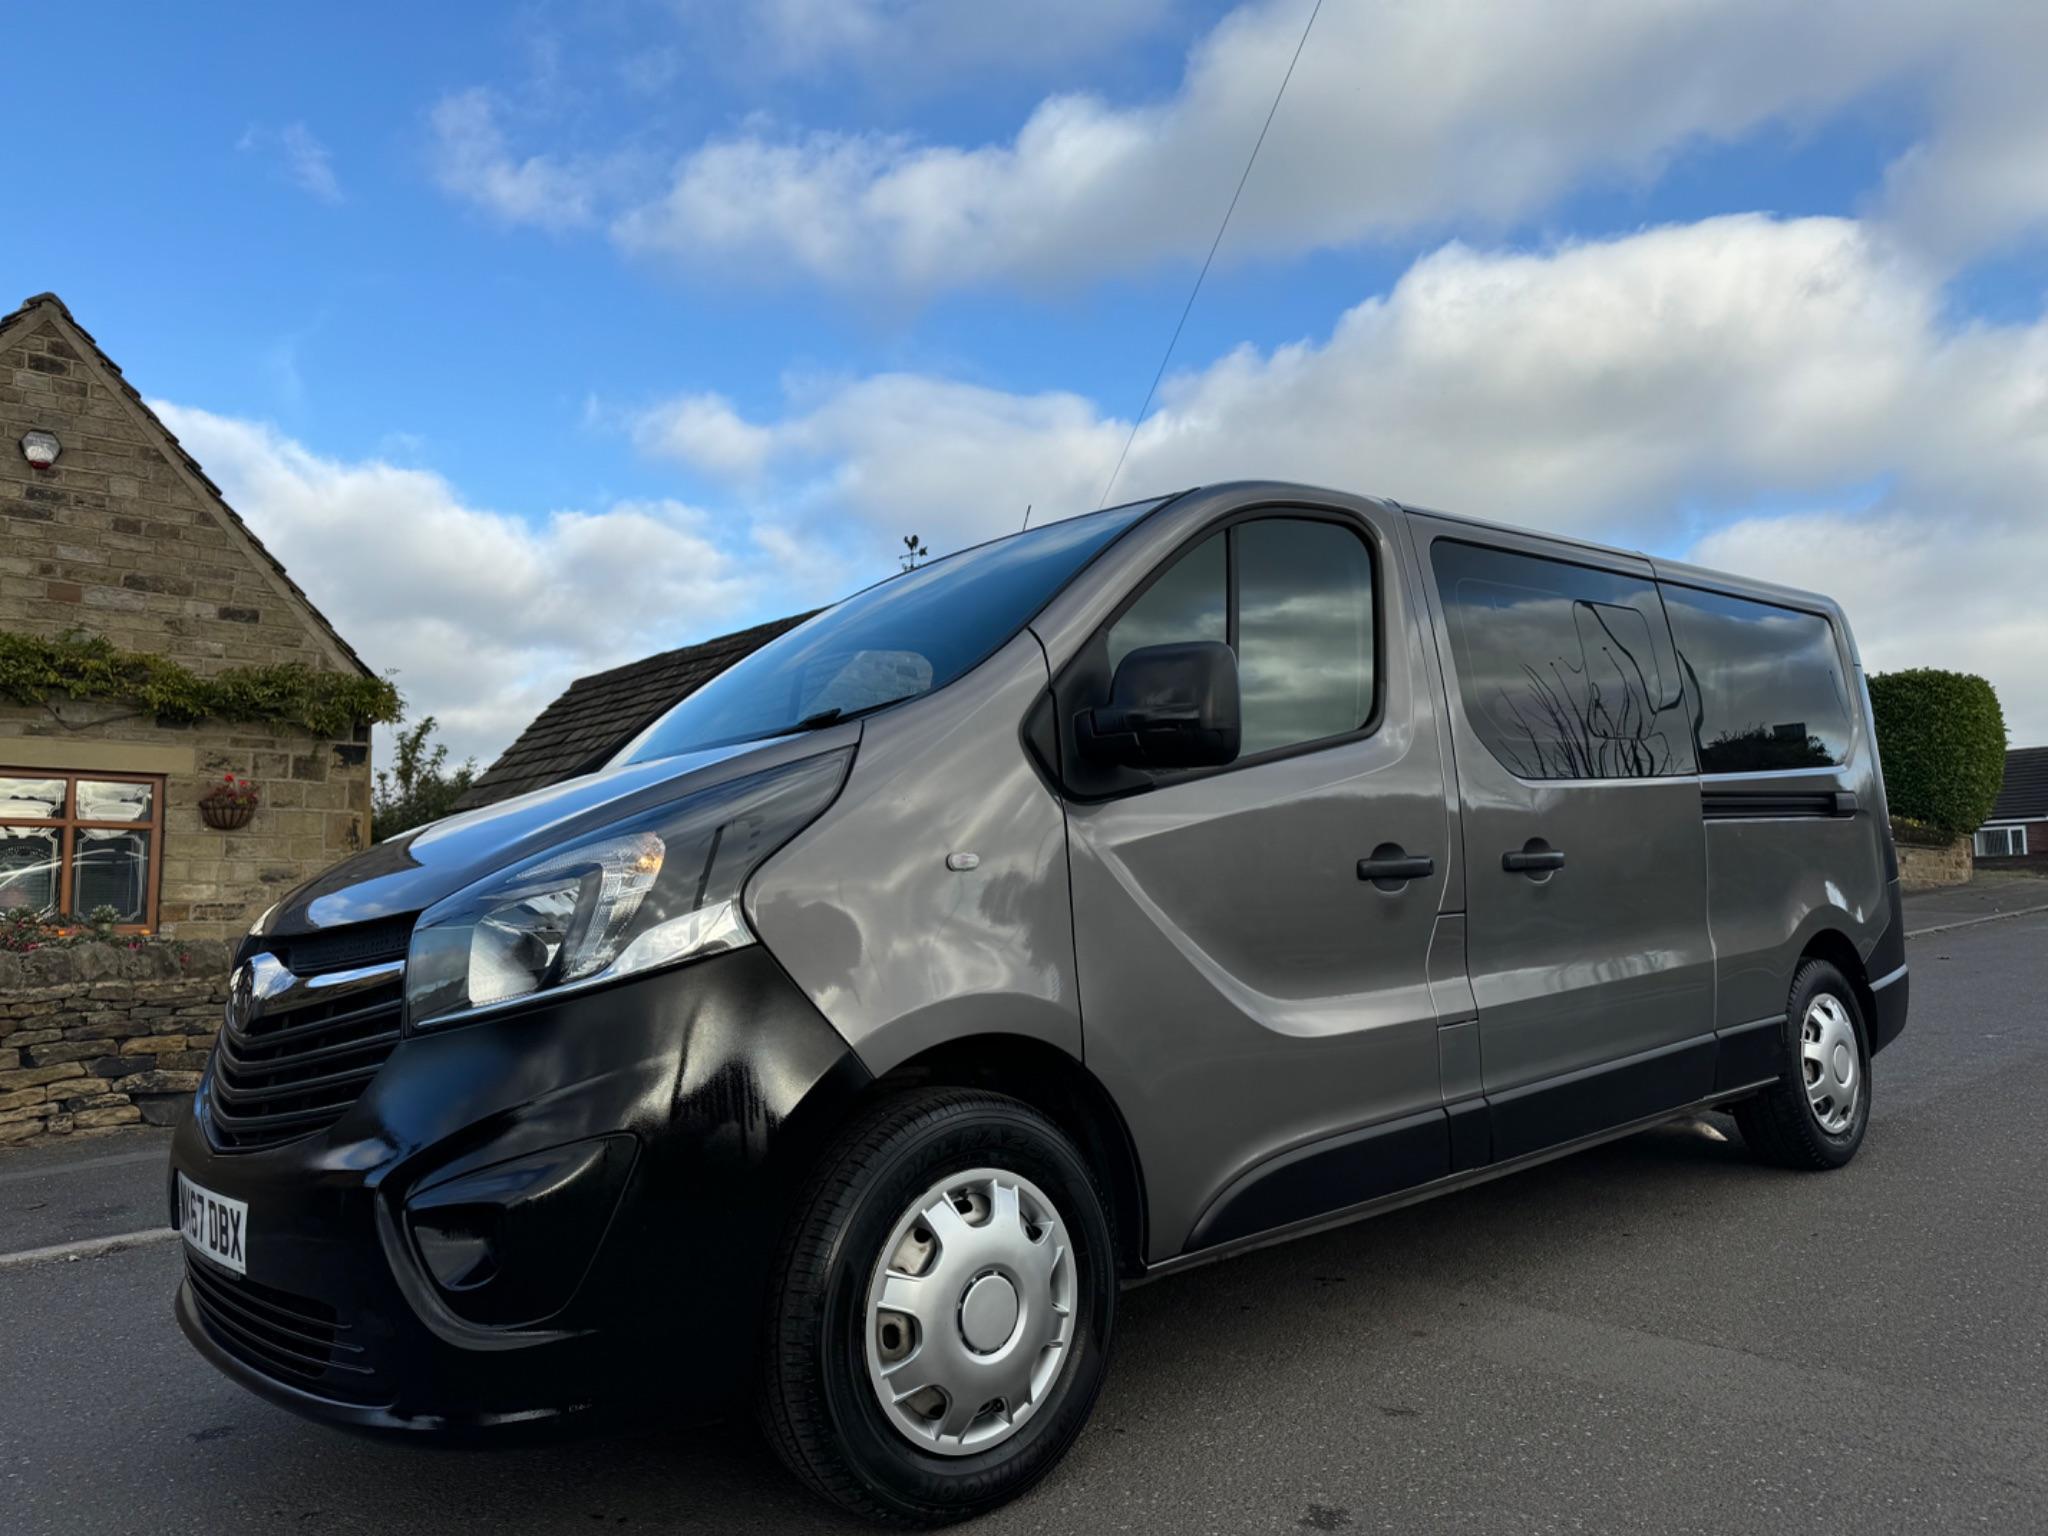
[167,482,1907,1526]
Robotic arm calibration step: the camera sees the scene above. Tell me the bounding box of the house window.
[0,771,165,930]
[1974,826,2028,858]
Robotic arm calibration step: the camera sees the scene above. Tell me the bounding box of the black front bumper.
[170,946,869,1432]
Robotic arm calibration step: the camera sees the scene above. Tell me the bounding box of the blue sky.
[11,1,2046,761]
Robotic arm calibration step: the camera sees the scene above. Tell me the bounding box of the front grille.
[184,1253,378,1398]
[264,916,416,977]
[206,925,411,1153]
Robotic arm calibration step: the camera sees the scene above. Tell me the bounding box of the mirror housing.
[1076,641,1241,770]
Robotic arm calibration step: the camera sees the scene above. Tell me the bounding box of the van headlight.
[404,751,848,1030]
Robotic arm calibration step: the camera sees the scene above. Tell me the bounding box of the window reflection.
[0,827,59,913]
[1663,587,1852,772]
[1236,520,1374,755]
[73,829,150,921]
[77,780,152,822]
[0,778,64,819]
[1106,533,1226,674]
[1433,541,1691,780]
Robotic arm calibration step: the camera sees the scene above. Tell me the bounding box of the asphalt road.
[3,912,2045,1535]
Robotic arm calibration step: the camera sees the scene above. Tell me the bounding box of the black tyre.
[758,1089,1117,1526]
[1735,958,1872,1170]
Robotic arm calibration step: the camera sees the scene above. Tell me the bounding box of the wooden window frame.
[0,767,167,932]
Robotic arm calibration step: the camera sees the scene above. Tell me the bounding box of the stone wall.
[2,295,374,938]
[0,940,229,1146]
[1896,835,1974,892]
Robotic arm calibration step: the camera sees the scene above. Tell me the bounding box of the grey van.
[169,481,1907,1524]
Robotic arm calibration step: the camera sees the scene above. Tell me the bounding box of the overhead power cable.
[1097,0,1325,508]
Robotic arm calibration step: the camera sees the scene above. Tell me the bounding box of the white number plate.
[177,1174,248,1275]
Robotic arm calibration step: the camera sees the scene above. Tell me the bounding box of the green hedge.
[0,629,400,738]
[1868,669,2006,838]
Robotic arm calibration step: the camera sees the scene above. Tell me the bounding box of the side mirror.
[1076,641,1241,770]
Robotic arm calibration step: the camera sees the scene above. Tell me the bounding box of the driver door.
[1055,500,1455,1261]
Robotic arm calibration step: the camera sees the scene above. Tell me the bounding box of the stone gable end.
[1,295,376,948]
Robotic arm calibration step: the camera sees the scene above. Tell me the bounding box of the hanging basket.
[200,800,256,831]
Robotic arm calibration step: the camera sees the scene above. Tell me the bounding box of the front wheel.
[759,1089,1117,1525]
[1735,958,1872,1170]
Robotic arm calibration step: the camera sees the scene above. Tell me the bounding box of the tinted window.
[1237,519,1375,755]
[1662,585,1854,772]
[1100,516,1375,760]
[1106,532,1225,674]
[1433,540,1693,780]
[620,500,1159,761]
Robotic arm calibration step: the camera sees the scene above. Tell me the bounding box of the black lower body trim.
[1150,1073,1778,1281]
[1488,1034,1717,1163]
[1187,1109,1448,1251]
[1869,967,1909,1054]
[1713,1015,1784,1092]
[1183,1025,1781,1255]
[1446,1097,1490,1172]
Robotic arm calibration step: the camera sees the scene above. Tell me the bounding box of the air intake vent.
[261,915,416,976]
[184,1253,380,1399]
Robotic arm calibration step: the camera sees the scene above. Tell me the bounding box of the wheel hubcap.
[1801,993,1860,1135]
[864,1168,1077,1456]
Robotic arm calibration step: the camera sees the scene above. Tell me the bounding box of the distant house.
[1,293,382,937]
[453,613,815,811]
[1974,746,2048,859]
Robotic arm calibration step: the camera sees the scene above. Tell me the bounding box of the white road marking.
[1906,900,2048,938]
[0,1227,180,1271]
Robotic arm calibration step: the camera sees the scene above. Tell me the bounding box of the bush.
[1868,669,2007,838]
[372,715,477,841]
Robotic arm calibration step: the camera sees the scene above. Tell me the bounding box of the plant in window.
[1,904,50,951]
[199,773,262,831]
[1,903,178,953]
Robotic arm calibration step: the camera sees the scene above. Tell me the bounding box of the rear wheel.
[759,1089,1116,1525]
[1735,958,1871,1170]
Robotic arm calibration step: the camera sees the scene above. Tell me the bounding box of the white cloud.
[723,0,1178,83]
[632,215,2048,742]
[428,88,595,231]
[237,122,343,205]
[1877,11,2048,263]
[604,0,2042,291]
[630,391,775,476]
[635,372,1121,530]
[280,123,343,205]
[151,404,785,766]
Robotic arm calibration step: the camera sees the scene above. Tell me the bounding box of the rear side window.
[1101,516,1376,759]
[1432,540,1694,780]
[1661,585,1854,772]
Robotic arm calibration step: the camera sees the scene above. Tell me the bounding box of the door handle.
[1357,847,1435,890]
[1502,845,1566,874]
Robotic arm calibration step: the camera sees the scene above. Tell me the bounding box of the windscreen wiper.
[787,698,907,734]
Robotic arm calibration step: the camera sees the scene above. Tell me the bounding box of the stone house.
[1,292,382,940]
[1975,745,2047,863]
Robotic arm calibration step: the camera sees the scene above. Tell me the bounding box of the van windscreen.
[615,500,1161,763]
